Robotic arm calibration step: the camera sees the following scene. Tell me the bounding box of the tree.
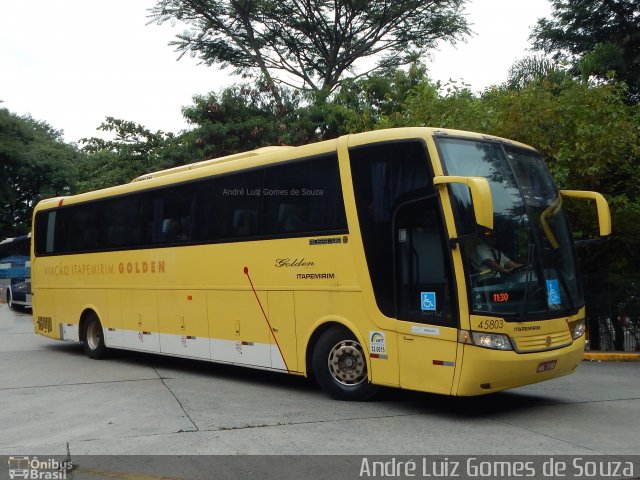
[180,83,309,159]
[531,0,640,101]
[79,117,190,191]
[505,55,570,91]
[0,109,81,236]
[179,65,429,154]
[150,0,470,106]
[321,62,431,132]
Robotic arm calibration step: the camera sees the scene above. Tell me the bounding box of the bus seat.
[232,209,258,236]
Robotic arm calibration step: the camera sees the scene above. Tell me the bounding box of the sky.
[0,0,552,144]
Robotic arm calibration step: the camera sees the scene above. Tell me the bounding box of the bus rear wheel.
[82,313,108,359]
[312,326,378,401]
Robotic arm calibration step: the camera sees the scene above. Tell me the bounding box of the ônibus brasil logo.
[8,456,73,480]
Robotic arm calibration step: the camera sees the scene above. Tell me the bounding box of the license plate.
[537,360,557,373]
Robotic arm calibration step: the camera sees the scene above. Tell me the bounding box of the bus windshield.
[437,137,583,320]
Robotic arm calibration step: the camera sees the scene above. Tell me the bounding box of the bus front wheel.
[82,313,108,359]
[312,326,378,401]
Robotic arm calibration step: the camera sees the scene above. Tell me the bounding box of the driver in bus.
[471,231,524,278]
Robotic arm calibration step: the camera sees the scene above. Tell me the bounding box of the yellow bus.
[31,128,611,400]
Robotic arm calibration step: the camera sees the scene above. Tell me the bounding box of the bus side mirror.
[433,176,494,230]
[560,190,612,237]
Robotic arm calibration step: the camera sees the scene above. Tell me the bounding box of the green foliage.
[531,0,640,102]
[326,63,431,131]
[506,55,571,91]
[381,76,488,132]
[150,0,470,99]
[0,108,81,236]
[179,65,432,154]
[79,117,191,191]
[181,83,311,158]
[578,42,627,83]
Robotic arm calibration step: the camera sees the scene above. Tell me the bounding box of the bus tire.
[312,326,378,401]
[7,289,20,312]
[82,313,108,359]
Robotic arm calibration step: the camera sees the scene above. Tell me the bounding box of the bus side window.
[151,186,196,244]
[262,154,346,236]
[197,170,263,242]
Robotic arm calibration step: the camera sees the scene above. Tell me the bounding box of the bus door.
[393,196,459,394]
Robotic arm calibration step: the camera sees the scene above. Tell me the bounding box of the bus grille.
[512,331,573,353]
[37,316,52,333]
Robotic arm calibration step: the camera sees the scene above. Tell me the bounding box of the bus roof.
[129,128,535,183]
[131,146,295,183]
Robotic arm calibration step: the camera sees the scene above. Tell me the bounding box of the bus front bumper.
[454,335,585,396]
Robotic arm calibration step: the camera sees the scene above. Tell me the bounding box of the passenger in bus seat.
[82,228,99,249]
[283,204,306,232]
[233,210,257,236]
[163,219,189,242]
[107,225,127,247]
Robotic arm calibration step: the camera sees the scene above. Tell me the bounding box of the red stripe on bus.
[243,266,290,373]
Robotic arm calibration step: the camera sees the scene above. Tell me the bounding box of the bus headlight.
[569,319,586,339]
[458,330,513,351]
[472,332,513,350]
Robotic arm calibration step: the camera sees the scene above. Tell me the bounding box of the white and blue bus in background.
[0,233,32,310]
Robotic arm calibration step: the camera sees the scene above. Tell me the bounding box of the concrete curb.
[584,352,640,362]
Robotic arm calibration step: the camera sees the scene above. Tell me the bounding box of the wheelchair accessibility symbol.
[546,280,561,306]
[421,292,437,311]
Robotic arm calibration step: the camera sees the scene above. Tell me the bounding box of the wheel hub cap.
[328,340,366,386]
